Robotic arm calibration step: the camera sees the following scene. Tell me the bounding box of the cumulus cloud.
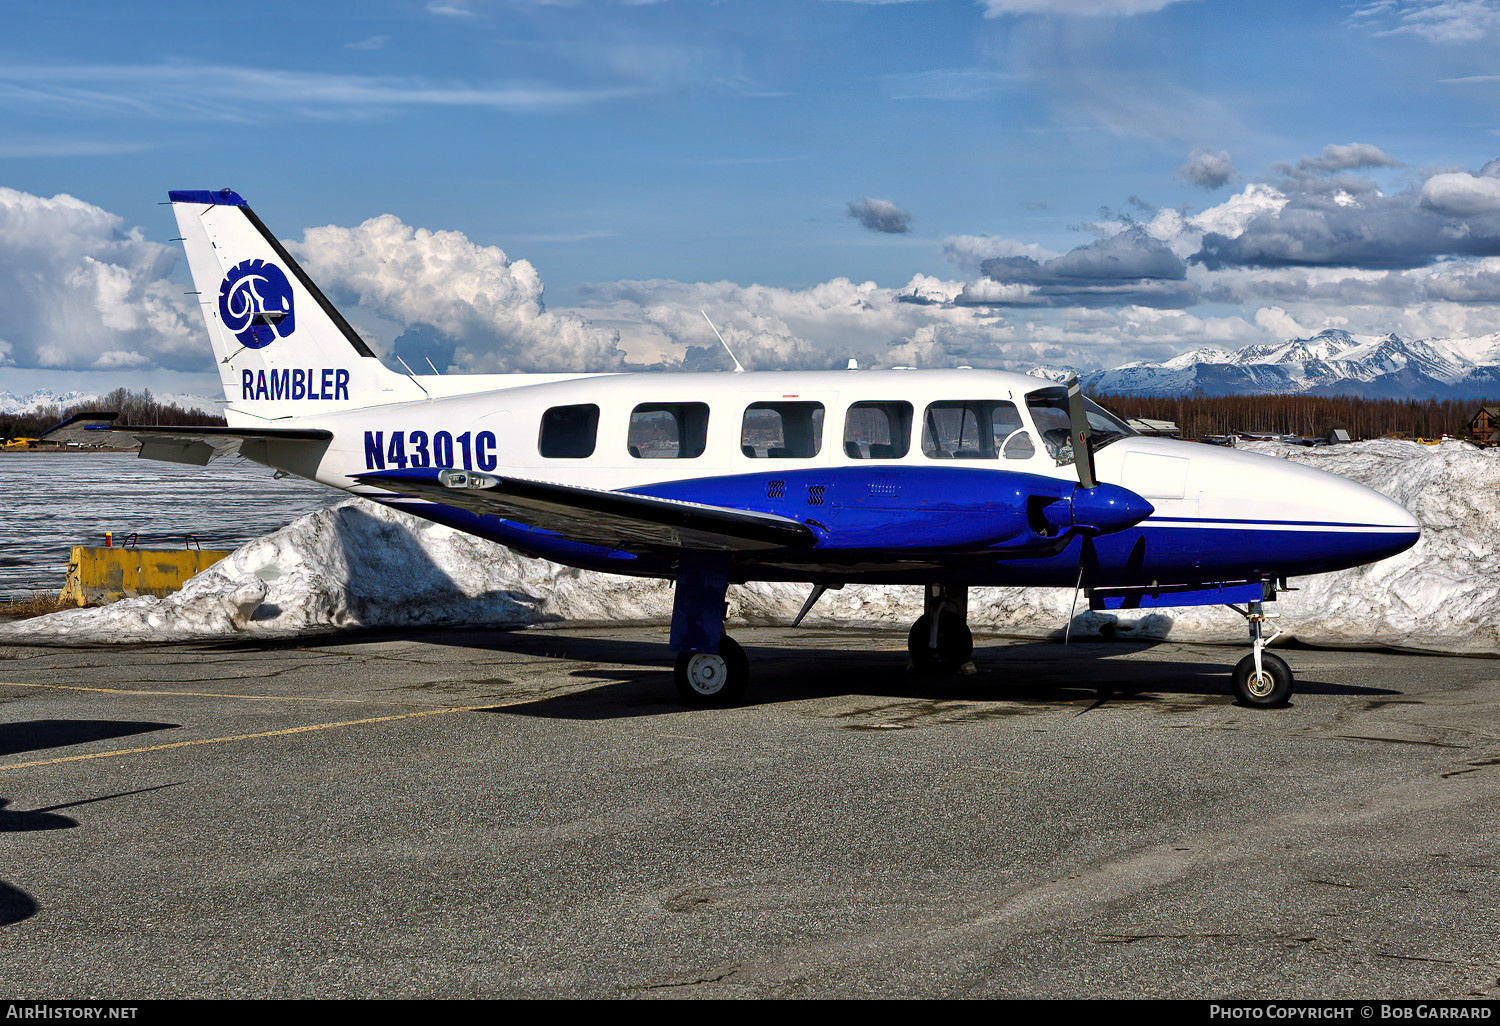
[1177,148,1236,189]
[1191,158,1500,270]
[847,197,912,234]
[291,214,626,373]
[1187,182,1288,238]
[1292,142,1402,174]
[941,234,1061,273]
[975,227,1197,307]
[578,276,914,370]
[1420,171,1500,216]
[0,187,200,372]
[568,267,1281,376]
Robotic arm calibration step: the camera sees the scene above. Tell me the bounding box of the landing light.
[439,469,498,490]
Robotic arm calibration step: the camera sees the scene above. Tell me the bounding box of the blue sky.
[5,0,1500,396]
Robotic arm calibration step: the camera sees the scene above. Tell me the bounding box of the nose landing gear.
[1229,599,1293,707]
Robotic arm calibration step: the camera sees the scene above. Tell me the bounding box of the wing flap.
[355,468,815,553]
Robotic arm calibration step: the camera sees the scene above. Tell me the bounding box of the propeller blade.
[1065,376,1098,490]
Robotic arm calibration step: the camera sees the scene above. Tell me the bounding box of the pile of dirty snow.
[3,438,1497,655]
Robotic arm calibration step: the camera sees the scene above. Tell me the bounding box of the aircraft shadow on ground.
[0,798,77,833]
[0,783,183,929]
[0,784,185,836]
[171,614,1405,720]
[0,719,177,758]
[470,634,1402,721]
[0,881,37,928]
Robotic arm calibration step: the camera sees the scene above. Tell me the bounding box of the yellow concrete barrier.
[60,547,233,607]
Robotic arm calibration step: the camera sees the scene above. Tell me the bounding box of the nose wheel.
[1229,599,1294,707]
[1232,650,1293,707]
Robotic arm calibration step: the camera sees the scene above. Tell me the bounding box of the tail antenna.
[701,311,746,374]
[393,354,432,399]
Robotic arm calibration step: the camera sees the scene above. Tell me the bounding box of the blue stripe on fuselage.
[361,463,1416,586]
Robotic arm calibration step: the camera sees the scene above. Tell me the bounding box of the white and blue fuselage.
[241,366,1421,588]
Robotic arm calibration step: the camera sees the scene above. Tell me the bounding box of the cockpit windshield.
[1024,388,1135,466]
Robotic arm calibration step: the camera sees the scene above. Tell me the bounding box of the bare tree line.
[1098,393,1486,441]
[2,388,225,443]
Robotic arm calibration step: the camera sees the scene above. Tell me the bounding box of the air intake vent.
[807,485,826,506]
[767,479,785,499]
[868,472,899,498]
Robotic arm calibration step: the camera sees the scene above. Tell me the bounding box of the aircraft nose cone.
[1071,482,1155,535]
[1356,488,1423,561]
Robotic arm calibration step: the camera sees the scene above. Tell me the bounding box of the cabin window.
[537,403,599,459]
[628,403,710,459]
[843,401,913,459]
[992,402,1036,459]
[741,401,824,458]
[922,400,1035,460]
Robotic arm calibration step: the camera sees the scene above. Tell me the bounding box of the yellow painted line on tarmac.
[0,680,418,706]
[0,699,529,771]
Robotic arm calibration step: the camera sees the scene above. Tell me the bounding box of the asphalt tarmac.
[1,625,1498,1000]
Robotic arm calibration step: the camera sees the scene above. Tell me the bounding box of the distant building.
[1125,417,1179,437]
[1328,428,1352,444]
[1468,405,1500,447]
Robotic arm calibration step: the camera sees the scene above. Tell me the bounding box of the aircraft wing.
[40,412,332,465]
[355,468,816,553]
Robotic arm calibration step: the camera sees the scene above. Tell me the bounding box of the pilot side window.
[922,400,1035,460]
[1024,388,1135,466]
[843,401,913,459]
[628,403,709,459]
[537,403,600,459]
[992,402,1036,459]
[741,401,824,458]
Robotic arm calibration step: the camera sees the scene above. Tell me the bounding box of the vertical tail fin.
[169,189,423,420]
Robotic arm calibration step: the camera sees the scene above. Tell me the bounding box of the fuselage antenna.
[701,310,746,373]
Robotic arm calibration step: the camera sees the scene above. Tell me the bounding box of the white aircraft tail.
[169,189,424,419]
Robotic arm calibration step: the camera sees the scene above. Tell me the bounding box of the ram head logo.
[218,258,296,349]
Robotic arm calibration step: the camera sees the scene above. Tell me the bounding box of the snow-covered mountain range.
[0,389,222,417]
[1061,330,1500,398]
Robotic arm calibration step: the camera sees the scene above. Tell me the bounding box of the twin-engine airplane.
[46,190,1423,708]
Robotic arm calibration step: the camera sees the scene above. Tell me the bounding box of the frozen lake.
[0,451,337,598]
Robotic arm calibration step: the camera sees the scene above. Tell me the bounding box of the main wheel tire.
[907,612,973,674]
[674,635,749,707]
[1232,651,1293,708]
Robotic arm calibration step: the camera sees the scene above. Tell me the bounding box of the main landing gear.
[1229,599,1293,707]
[907,584,973,674]
[668,556,750,707]
[674,636,748,706]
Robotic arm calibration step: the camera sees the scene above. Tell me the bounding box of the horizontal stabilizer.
[41,412,332,465]
[355,468,815,553]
